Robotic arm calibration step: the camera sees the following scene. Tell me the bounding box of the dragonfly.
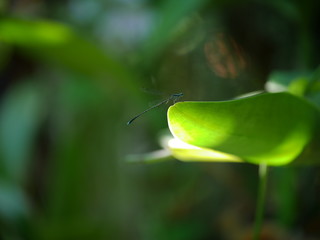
[127,93,184,125]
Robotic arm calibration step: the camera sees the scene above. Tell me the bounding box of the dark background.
[0,0,319,239]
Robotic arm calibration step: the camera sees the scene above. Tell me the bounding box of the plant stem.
[253,163,268,240]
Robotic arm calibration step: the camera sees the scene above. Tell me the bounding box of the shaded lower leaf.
[168,138,242,163]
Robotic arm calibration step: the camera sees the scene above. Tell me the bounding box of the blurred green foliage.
[0,0,319,239]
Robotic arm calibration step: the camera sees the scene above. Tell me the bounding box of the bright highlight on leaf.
[168,92,320,166]
[168,138,243,163]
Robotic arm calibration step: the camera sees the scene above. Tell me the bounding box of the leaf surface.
[168,92,320,165]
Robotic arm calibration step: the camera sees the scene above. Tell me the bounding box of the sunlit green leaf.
[168,92,320,166]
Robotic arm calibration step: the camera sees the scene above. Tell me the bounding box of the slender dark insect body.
[127,93,183,125]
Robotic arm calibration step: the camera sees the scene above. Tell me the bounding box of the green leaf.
[168,92,320,166]
[0,81,45,181]
[0,18,140,96]
[265,71,311,96]
[0,181,29,221]
[167,137,243,163]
